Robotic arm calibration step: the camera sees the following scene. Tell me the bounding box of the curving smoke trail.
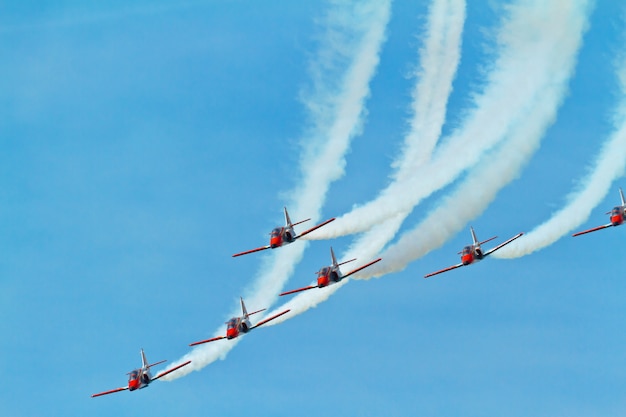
[307,0,594,242]
[494,54,626,259]
[265,0,466,325]
[265,0,591,324]
[394,0,467,180]
[161,0,392,380]
[362,0,592,278]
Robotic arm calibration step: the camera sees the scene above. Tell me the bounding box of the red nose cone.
[611,214,624,226]
[128,378,139,391]
[461,254,473,265]
[317,275,329,288]
[226,328,238,339]
[270,236,282,248]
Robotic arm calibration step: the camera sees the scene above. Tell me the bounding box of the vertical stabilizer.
[470,226,479,245]
[284,207,293,227]
[140,349,148,369]
[330,247,338,268]
[619,187,625,206]
[240,297,249,318]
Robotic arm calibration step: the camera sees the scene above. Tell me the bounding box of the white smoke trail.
[161,0,391,380]
[394,0,467,180]
[309,0,593,241]
[362,0,592,278]
[264,0,466,325]
[495,54,626,259]
[265,0,591,323]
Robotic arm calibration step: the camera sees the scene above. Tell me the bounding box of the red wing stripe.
[251,309,291,329]
[189,336,226,346]
[91,387,128,398]
[484,232,524,256]
[232,245,271,258]
[152,360,192,381]
[342,258,382,278]
[424,263,464,278]
[279,285,317,296]
[296,217,336,238]
[572,224,612,237]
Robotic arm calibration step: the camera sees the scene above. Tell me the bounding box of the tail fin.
[620,187,625,206]
[240,297,248,318]
[141,349,148,368]
[470,226,479,245]
[330,247,338,268]
[284,207,293,228]
[141,348,167,369]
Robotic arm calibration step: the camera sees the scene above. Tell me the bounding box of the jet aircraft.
[424,227,523,278]
[91,349,191,398]
[572,187,626,237]
[232,207,335,257]
[279,247,382,296]
[189,297,290,346]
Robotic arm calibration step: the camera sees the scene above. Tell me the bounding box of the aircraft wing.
[296,217,336,239]
[279,285,318,296]
[342,258,382,279]
[151,360,192,381]
[189,335,227,346]
[424,262,464,278]
[251,309,290,329]
[91,386,129,398]
[572,223,612,237]
[484,232,524,256]
[232,245,271,258]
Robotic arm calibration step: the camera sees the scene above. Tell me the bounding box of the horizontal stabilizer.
[247,308,266,316]
[147,360,166,369]
[292,218,311,227]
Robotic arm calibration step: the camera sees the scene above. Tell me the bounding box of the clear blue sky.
[1,1,625,416]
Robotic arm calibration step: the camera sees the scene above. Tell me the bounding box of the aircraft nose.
[128,379,139,391]
[226,328,237,339]
[270,236,281,248]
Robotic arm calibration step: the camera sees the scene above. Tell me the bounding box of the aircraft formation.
[92,189,625,397]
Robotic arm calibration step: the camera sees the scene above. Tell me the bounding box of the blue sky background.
[1,1,625,416]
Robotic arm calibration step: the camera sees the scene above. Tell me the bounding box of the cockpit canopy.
[128,370,139,380]
[226,318,238,330]
[612,207,622,215]
[461,246,472,255]
[271,228,282,237]
[318,266,331,277]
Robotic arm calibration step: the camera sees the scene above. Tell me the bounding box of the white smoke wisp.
[160,0,392,380]
[264,0,467,327]
[394,0,467,180]
[264,0,591,324]
[361,0,591,278]
[309,0,593,241]
[495,58,626,259]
